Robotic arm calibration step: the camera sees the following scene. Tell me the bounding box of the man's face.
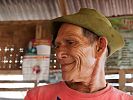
[55,23,97,82]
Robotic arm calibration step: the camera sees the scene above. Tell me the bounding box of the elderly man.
[25,8,133,100]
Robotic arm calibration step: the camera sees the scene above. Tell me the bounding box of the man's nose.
[57,51,68,59]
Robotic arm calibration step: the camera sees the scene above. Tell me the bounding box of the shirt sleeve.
[24,90,32,100]
[24,88,39,100]
[127,94,133,100]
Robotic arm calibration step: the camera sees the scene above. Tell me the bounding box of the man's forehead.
[57,23,84,36]
[55,24,90,45]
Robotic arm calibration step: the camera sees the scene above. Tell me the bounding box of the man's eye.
[67,40,75,45]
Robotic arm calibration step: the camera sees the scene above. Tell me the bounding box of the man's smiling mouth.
[61,61,75,72]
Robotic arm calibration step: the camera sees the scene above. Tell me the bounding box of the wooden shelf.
[0,70,22,75]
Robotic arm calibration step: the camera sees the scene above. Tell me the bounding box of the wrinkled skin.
[55,23,107,93]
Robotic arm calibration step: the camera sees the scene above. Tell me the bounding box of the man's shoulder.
[111,86,133,99]
[28,81,62,94]
[25,82,63,99]
[42,81,63,90]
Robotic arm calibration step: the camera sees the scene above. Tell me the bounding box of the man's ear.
[96,36,108,58]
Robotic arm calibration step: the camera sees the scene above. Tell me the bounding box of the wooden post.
[119,69,126,91]
[36,24,42,39]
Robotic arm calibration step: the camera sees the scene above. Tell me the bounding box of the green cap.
[51,8,125,56]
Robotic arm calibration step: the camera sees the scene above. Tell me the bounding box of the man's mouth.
[61,61,75,66]
[61,61,75,72]
[62,63,71,66]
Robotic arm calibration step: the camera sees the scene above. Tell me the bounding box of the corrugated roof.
[0,0,133,21]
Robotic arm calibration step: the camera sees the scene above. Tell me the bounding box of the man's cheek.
[71,47,83,54]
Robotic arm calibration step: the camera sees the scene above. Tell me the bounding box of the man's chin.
[62,74,84,83]
[62,74,73,81]
[62,74,78,82]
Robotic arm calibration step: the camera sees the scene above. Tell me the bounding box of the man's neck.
[65,64,107,93]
